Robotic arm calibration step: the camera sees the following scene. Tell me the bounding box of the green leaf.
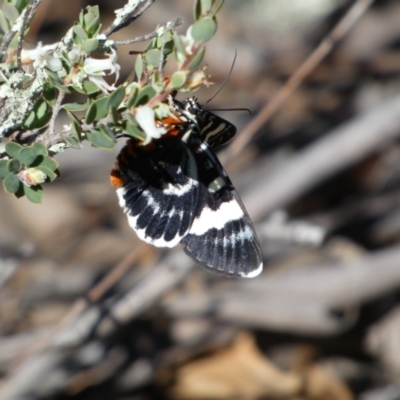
[173,31,186,61]
[18,147,37,166]
[125,120,146,141]
[145,37,157,52]
[81,38,99,53]
[23,100,52,129]
[37,156,59,171]
[110,106,120,125]
[6,142,22,158]
[37,101,48,119]
[47,75,70,94]
[3,173,21,194]
[32,142,48,156]
[171,71,187,89]
[66,111,82,126]
[145,48,161,68]
[3,4,19,24]
[106,86,125,110]
[36,166,57,182]
[7,159,20,172]
[71,120,82,138]
[211,0,225,18]
[133,85,156,107]
[187,46,206,70]
[83,80,100,94]
[86,129,116,149]
[162,38,174,57]
[193,0,202,21]
[64,136,82,149]
[63,102,89,112]
[126,85,139,109]
[0,160,9,178]
[73,25,88,41]
[43,83,57,105]
[135,55,143,81]
[191,17,217,43]
[0,11,10,33]
[83,5,100,36]
[99,124,115,140]
[201,0,213,13]
[23,184,43,204]
[85,96,109,124]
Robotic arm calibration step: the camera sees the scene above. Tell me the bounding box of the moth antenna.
[208,107,252,115]
[205,49,237,105]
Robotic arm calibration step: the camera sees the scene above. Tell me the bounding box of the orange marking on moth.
[110,169,123,188]
[158,116,185,137]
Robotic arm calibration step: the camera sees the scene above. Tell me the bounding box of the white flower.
[83,48,121,93]
[180,26,195,55]
[22,43,62,71]
[83,48,120,80]
[136,106,166,146]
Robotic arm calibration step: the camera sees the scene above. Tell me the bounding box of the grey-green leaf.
[86,129,116,149]
[187,46,206,70]
[191,17,217,43]
[171,71,187,89]
[63,102,89,112]
[107,86,125,110]
[133,85,156,107]
[36,166,57,182]
[85,97,109,124]
[18,147,37,166]
[3,173,21,194]
[145,48,161,68]
[23,184,43,204]
[6,142,22,158]
[0,160,9,178]
[64,136,82,149]
[37,156,59,171]
[7,159,20,173]
[32,143,48,156]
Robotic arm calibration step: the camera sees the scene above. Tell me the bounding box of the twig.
[116,18,184,45]
[10,244,147,370]
[103,0,155,37]
[0,0,42,63]
[241,94,400,221]
[17,0,33,70]
[45,91,65,140]
[165,245,400,335]
[219,0,376,164]
[1,250,194,400]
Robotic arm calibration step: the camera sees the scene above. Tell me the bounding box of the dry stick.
[219,0,376,165]
[0,0,43,62]
[41,91,65,146]
[243,94,400,221]
[103,0,155,37]
[11,243,147,370]
[16,0,35,70]
[87,243,148,302]
[116,18,184,45]
[1,251,195,400]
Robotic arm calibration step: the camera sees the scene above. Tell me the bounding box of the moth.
[111,96,263,277]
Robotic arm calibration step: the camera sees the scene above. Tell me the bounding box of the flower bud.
[18,168,46,186]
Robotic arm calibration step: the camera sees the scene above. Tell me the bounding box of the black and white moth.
[111,96,263,278]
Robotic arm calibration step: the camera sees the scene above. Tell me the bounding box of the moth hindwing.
[111,97,263,278]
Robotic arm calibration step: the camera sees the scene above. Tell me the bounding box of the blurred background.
[1,0,400,399]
